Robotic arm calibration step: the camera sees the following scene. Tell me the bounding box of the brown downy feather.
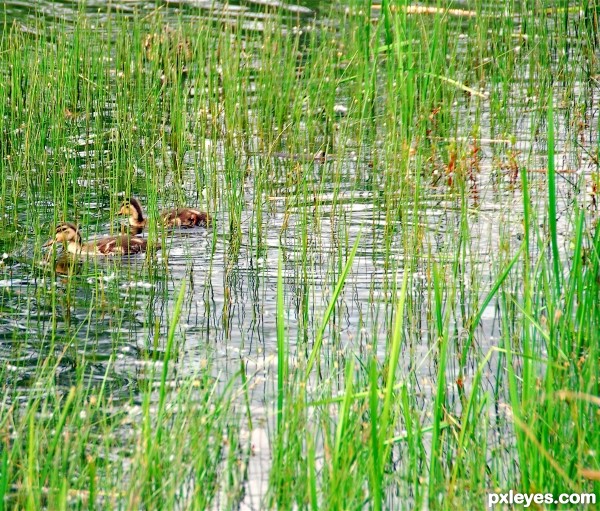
[119,197,211,230]
[45,222,157,256]
[94,235,151,255]
[161,208,212,228]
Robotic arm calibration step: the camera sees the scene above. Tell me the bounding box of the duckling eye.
[56,224,73,234]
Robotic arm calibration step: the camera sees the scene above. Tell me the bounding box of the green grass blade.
[156,279,186,445]
[547,90,562,297]
[429,264,449,500]
[276,248,286,433]
[460,242,524,370]
[333,358,355,469]
[368,357,382,511]
[305,233,361,377]
[380,268,409,450]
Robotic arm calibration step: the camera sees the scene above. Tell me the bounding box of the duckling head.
[118,198,144,222]
[44,222,81,247]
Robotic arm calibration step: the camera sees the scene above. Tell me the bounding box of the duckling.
[44,222,155,256]
[161,207,212,228]
[118,197,211,230]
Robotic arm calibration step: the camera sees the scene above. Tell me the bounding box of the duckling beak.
[117,206,127,215]
[43,238,56,248]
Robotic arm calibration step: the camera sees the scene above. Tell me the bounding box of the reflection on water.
[3,0,321,28]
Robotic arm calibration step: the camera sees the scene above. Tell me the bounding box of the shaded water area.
[0,0,599,509]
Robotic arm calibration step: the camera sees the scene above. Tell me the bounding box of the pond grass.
[0,0,599,509]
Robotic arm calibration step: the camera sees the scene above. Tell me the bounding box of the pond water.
[0,0,597,508]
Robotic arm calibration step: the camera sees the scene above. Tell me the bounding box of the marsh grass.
[0,0,599,509]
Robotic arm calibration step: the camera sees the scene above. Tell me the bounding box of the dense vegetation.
[0,1,598,509]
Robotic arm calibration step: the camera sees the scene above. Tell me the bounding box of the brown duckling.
[44,222,155,256]
[118,197,211,231]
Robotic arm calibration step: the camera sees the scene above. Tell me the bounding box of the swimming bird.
[44,222,154,256]
[118,197,211,231]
